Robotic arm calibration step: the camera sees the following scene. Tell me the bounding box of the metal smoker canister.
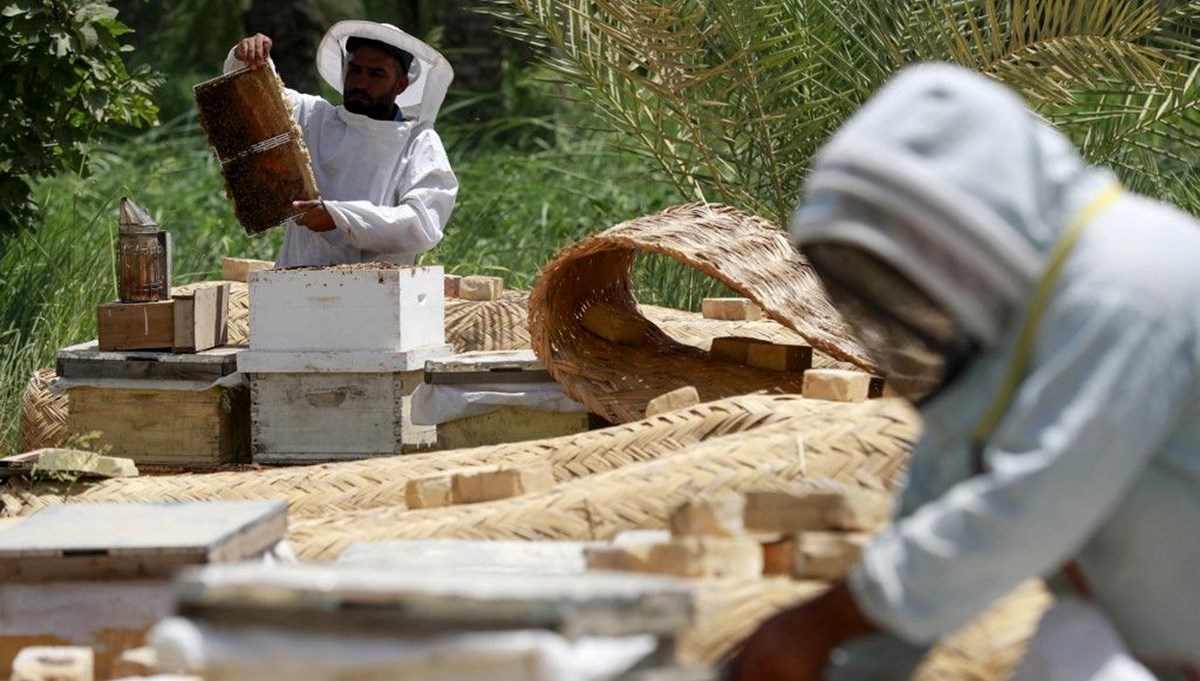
[117,197,171,303]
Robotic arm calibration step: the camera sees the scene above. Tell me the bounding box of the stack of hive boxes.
[236,265,453,464]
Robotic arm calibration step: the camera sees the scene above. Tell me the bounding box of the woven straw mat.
[529,202,874,423]
[445,290,532,352]
[286,397,916,560]
[0,394,914,519]
[19,368,68,453]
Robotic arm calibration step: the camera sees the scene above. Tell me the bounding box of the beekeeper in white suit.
[228,21,457,267]
[724,63,1200,681]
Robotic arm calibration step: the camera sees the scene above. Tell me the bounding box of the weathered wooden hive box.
[153,561,694,681]
[0,500,286,680]
[57,341,248,467]
[238,265,452,463]
[416,350,592,450]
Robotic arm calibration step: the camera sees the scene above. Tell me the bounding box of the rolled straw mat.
[19,368,68,453]
[286,397,916,560]
[679,579,1049,680]
[0,394,913,519]
[445,290,532,352]
[529,202,873,423]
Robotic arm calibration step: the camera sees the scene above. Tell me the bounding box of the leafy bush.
[0,0,160,234]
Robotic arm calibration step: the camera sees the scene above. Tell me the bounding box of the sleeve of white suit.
[320,126,457,256]
[847,284,1195,643]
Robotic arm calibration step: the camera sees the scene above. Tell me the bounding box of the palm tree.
[482,0,1200,223]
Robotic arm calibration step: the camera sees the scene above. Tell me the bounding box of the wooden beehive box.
[0,500,286,680]
[58,341,248,467]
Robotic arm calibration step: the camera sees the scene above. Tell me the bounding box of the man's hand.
[234,33,273,69]
[721,580,877,681]
[293,200,336,232]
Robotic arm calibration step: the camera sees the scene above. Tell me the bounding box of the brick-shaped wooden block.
[645,386,700,417]
[458,275,504,301]
[669,497,745,538]
[745,343,813,372]
[743,489,890,533]
[793,531,871,580]
[581,303,648,346]
[443,274,462,298]
[109,647,155,680]
[172,282,229,353]
[220,257,272,283]
[97,300,175,352]
[451,462,555,504]
[709,336,770,364]
[701,297,763,322]
[11,646,94,681]
[802,369,873,402]
[405,474,454,509]
[585,537,763,579]
[761,536,796,576]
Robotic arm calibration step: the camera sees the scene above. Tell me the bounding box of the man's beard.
[344,89,394,120]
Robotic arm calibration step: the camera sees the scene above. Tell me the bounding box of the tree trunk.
[244,0,328,94]
[442,0,506,121]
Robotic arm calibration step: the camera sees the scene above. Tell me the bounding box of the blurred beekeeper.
[724,63,1200,681]
[228,21,457,267]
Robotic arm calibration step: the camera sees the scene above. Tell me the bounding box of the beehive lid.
[424,350,552,385]
[0,500,286,581]
[57,341,240,382]
[175,563,695,639]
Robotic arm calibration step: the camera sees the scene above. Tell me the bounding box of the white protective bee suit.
[225,21,457,267]
[788,63,1200,681]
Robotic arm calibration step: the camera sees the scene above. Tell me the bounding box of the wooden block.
[581,303,648,346]
[792,531,870,581]
[585,537,763,579]
[451,463,555,504]
[761,537,796,576]
[645,386,700,417]
[30,449,138,479]
[802,368,873,402]
[743,489,890,534]
[709,336,769,364]
[172,282,229,353]
[700,297,763,321]
[745,343,813,372]
[11,646,93,681]
[405,475,454,509]
[443,274,462,298]
[438,407,590,450]
[97,301,175,352]
[458,275,504,301]
[669,497,745,538]
[109,647,155,679]
[68,384,248,467]
[221,257,272,283]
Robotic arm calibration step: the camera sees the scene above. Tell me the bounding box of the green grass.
[0,112,692,455]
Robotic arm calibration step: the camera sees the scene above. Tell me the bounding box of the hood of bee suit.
[788,62,1118,350]
[317,20,454,124]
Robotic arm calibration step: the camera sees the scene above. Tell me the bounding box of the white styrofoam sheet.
[409,381,588,426]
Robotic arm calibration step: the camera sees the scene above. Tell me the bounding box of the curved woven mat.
[528,202,873,423]
[445,291,532,353]
[680,578,1048,681]
[286,397,917,560]
[0,394,900,519]
[19,368,68,453]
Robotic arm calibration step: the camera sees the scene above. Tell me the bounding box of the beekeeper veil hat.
[317,20,454,123]
[788,63,1115,402]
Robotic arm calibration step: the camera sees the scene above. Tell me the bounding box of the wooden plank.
[220,257,272,283]
[424,350,551,384]
[56,341,239,382]
[585,537,763,579]
[172,282,229,354]
[97,301,175,352]
[802,368,874,402]
[67,384,249,467]
[669,497,745,538]
[173,564,695,639]
[0,500,286,581]
[708,336,770,364]
[745,343,813,372]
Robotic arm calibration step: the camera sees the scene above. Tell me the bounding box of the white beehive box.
[249,265,445,352]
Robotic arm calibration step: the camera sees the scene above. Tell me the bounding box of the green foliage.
[0,0,161,233]
[485,0,1200,222]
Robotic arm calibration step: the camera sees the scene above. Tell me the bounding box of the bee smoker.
[116,197,171,303]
